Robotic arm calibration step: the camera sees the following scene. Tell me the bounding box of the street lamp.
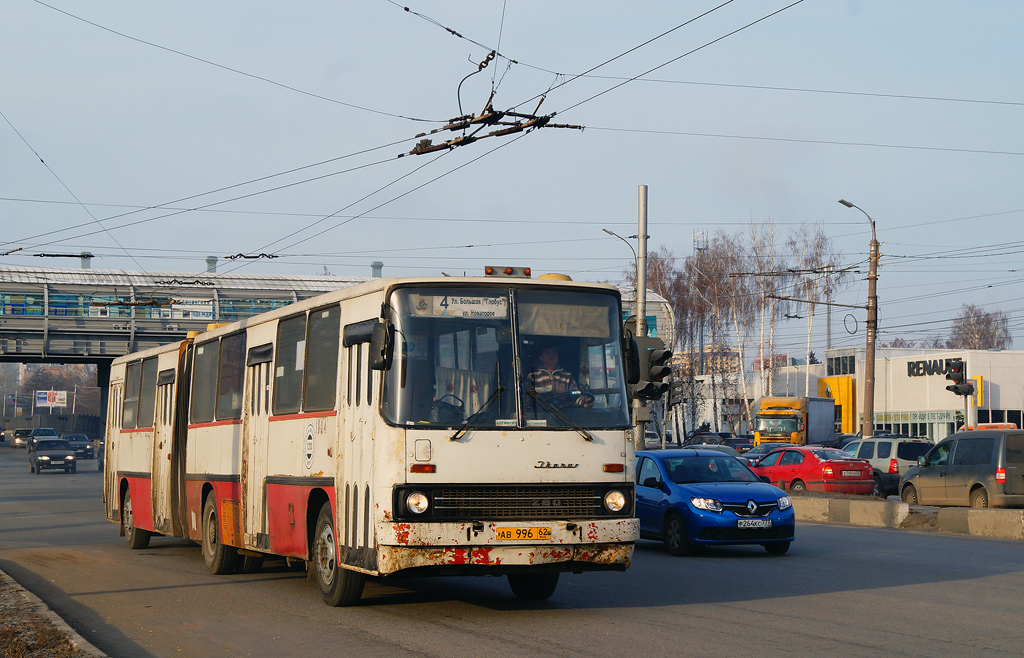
[838,199,879,438]
[602,228,638,262]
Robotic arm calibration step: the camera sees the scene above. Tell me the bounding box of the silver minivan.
[899,430,1024,508]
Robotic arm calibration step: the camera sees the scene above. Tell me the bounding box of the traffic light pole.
[633,185,648,451]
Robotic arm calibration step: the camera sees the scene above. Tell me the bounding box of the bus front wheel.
[313,502,365,606]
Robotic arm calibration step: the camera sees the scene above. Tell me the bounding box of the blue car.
[635,449,795,556]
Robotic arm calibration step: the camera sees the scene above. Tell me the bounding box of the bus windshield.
[382,286,630,430]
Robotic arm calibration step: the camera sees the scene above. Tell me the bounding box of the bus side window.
[191,341,220,423]
[138,358,159,429]
[217,332,246,421]
[123,361,142,429]
[274,314,307,415]
[304,305,340,412]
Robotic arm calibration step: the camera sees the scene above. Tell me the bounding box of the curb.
[793,495,1024,539]
[0,568,108,658]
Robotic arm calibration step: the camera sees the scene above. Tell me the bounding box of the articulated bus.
[103,272,639,605]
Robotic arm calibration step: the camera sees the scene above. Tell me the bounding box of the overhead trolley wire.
[223,132,532,275]
[1,135,416,250]
[553,0,806,116]
[511,0,740,113]
[0,108,145,271]
[32,0,445,123]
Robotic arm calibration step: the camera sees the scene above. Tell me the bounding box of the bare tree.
[786,222,846,394]
[748,218,789,397]
[946,304,1012,350]
[882,337,918,348]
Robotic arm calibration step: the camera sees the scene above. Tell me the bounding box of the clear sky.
[2,1,1022,358]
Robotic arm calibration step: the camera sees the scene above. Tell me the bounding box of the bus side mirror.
[370,321,393,371]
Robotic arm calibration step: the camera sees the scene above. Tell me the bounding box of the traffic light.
[946,359,975,397]
[630,336,672,400]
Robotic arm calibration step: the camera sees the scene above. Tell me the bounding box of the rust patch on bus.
[395,523,411,545]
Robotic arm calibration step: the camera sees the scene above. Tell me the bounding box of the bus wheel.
[313,502,364,606]
[122,489,151,550]
[202,495,238,575]
[508,572,560,601]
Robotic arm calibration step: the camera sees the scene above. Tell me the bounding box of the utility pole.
[633,185,649,450]
[839,199,879,438]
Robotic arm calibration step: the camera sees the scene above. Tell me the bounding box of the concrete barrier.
[937,508,1024,540]
[792,496,909,529]
[794,494,1024,540]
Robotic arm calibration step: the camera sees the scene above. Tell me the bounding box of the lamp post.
[603,185,649,450]
[838,199,878,438]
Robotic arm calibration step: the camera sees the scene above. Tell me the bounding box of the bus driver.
[528,345,595,408]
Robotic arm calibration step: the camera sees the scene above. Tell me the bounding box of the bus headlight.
[603,490,626,513]
[406,492,429,515]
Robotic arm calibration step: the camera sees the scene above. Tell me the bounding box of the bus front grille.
[433,486,599,519]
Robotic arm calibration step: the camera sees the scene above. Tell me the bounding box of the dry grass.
[0,579,93,658]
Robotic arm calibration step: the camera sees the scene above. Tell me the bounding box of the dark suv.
[899,430,1024,508]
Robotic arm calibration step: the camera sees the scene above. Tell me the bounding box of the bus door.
[151,369,177,534]
[104,378,123,516]
[339,330,376,570]
[243,343,273,549]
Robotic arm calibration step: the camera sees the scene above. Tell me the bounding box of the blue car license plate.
[737,519,772,528]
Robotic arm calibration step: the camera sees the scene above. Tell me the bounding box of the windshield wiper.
[449,385,506,441]
[526,389,594,442]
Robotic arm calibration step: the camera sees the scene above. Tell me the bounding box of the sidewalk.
[0,570,106,658]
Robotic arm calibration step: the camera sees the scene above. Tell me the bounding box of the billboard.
[35,390,68,408]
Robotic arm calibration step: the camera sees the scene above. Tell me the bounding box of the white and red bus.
[103,272,639,605]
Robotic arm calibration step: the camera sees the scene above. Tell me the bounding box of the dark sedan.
[60,433,94,459]
[29,439,77,474]
[635,449,795,556]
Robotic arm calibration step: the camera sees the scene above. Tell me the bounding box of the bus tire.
[313,502,364,606]
[202,495,238,575]
[508,572,560,601]
[122,489,151,550]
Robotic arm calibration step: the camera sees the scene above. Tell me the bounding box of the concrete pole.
[633,185,649,450]
[839,199,878,439]
[865,230,878,438]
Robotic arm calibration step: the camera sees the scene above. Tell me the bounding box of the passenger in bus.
[527,345,594,408]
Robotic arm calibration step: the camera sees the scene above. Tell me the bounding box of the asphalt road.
[3,444,1024,658]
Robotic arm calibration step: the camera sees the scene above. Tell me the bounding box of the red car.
[750,446,874,495]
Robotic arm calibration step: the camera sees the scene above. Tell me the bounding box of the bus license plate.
[842,470,861,477]
[737,519,771,528]
[495,527,551,541]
